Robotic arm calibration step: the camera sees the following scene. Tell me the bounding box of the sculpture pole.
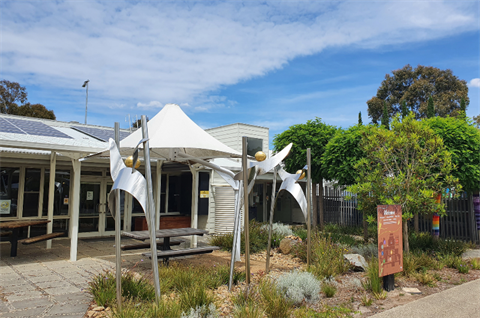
[307,148,312,269]
[114,123,122,310]
[242,137,251,284]
[141,115,161,301]
[265,166,277,273]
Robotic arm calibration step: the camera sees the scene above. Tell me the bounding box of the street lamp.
[82,80,89,124]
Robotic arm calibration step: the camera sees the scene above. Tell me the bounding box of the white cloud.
[1,1,478,113]
[469,78,480,88]
[136,101,163,108]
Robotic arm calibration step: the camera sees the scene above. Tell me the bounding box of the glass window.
[0,167,20,217]
[23,168,41,217]
[42,170,70,216]
[247,137,263,157]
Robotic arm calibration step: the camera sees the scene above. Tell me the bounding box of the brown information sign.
[378,205,403,277]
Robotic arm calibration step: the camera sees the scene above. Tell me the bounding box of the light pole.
[82,80,89,124]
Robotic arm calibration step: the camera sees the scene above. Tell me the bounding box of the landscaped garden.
[86,221,480,318]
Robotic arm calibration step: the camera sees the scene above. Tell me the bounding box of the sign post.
[377,205,403,291]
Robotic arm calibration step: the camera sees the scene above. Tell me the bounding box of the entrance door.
[104,183,125,234]
[79,179,124,237]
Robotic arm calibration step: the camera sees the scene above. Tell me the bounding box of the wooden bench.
[119,239,184,251]
[143,246,220,264]
[0,231,12,241]
[19,232,64,245]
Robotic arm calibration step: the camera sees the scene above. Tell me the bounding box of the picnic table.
[122,228,219,264]
[0,220,64,257]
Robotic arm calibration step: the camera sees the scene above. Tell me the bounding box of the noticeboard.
[378,205,403,277]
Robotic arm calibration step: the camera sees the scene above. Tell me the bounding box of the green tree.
[347,114,460,253]
[474,115,480,129]
[367,65,469,122]
[16,103,56,120]
[358,112,363,125]
[426,116,480,193]
[273,118,337,226]
[401,100,408,119]
[1,80,56,119]
[381,102,389,129]
[0,80,28,114]
[427,96,435,118]
[459,97,466,120]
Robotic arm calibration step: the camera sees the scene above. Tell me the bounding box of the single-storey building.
[0,110,304,261]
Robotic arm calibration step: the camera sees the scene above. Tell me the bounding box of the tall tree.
[16,103,56,120]
[274,118,337,227]
[381,102,389,129]
[427,96,435,118]
[358,111,363,125]
[347,114,461,253]
[474,115,480,129]
[1,80,56,119]
[0,80,28,114]
[367,65,469,122]
[459,97,466,120]
[426,116,480,193]
[401,100,408,119]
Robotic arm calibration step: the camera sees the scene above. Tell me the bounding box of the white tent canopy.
[116,103,241,160]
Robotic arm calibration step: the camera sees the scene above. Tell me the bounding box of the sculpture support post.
[306,148,312,269]
[266,166,277,273]
[114,123,122,310]
[228,186,241,290]
[141,115,161,301]
[242,137,251,284]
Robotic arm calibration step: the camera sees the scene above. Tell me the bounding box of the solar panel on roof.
[71,126,130,142]
[0,117,72,139]
[0,118,24,134]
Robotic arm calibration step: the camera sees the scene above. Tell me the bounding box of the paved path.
[0,236,208,318]
[370,278,480,318]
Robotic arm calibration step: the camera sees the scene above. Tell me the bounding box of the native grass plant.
[276,270,321,305]
[158,263,245,292]
[111,299,183,318]
[210,220,289,253]
[88,270,155,307]
[259,278,293,318]
[232,286,264,318]
[361,294,373,307]
[413,268,437,287]
[292,226,308,241]
[457,262,470,274]
[321,283,337,298]
[363,257,382,296]
[292,231,351,279]
[293,305,355,318]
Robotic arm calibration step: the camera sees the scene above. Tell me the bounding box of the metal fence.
[322,186,479,243]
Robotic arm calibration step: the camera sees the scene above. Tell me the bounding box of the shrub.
[292,226,308,241]
[262,222,293,237]
[209,220,288,253]
[181,303,219,318]
[348,243,378,260]
[413,270,437,287]
[409,232,470,256]
[470,258,480,270]
[457,262,470,274]
[276,270,321,305]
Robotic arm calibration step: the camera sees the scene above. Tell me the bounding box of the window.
[0,167,20,217]
[247,137,263,157]
[42,170,70,216]
[23,168,41,217]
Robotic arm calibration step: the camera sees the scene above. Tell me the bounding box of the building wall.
[206,123,269,156]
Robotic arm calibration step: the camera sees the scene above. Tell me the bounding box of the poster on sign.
[377,205,403,277]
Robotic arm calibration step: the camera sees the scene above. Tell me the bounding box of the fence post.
[469,193,477,243]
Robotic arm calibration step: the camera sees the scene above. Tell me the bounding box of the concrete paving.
[370,278,480,318]
[0,235,208,318]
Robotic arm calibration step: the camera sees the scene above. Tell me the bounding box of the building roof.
[0,113,131,156]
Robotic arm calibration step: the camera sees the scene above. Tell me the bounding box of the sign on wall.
[0,200,11,214]
[377,205,403,277]
[86,191,94,201]
[200,191,209,198]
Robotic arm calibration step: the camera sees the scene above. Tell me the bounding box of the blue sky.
[1,0,479,147]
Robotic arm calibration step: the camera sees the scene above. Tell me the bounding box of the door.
[78,179,124,237]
